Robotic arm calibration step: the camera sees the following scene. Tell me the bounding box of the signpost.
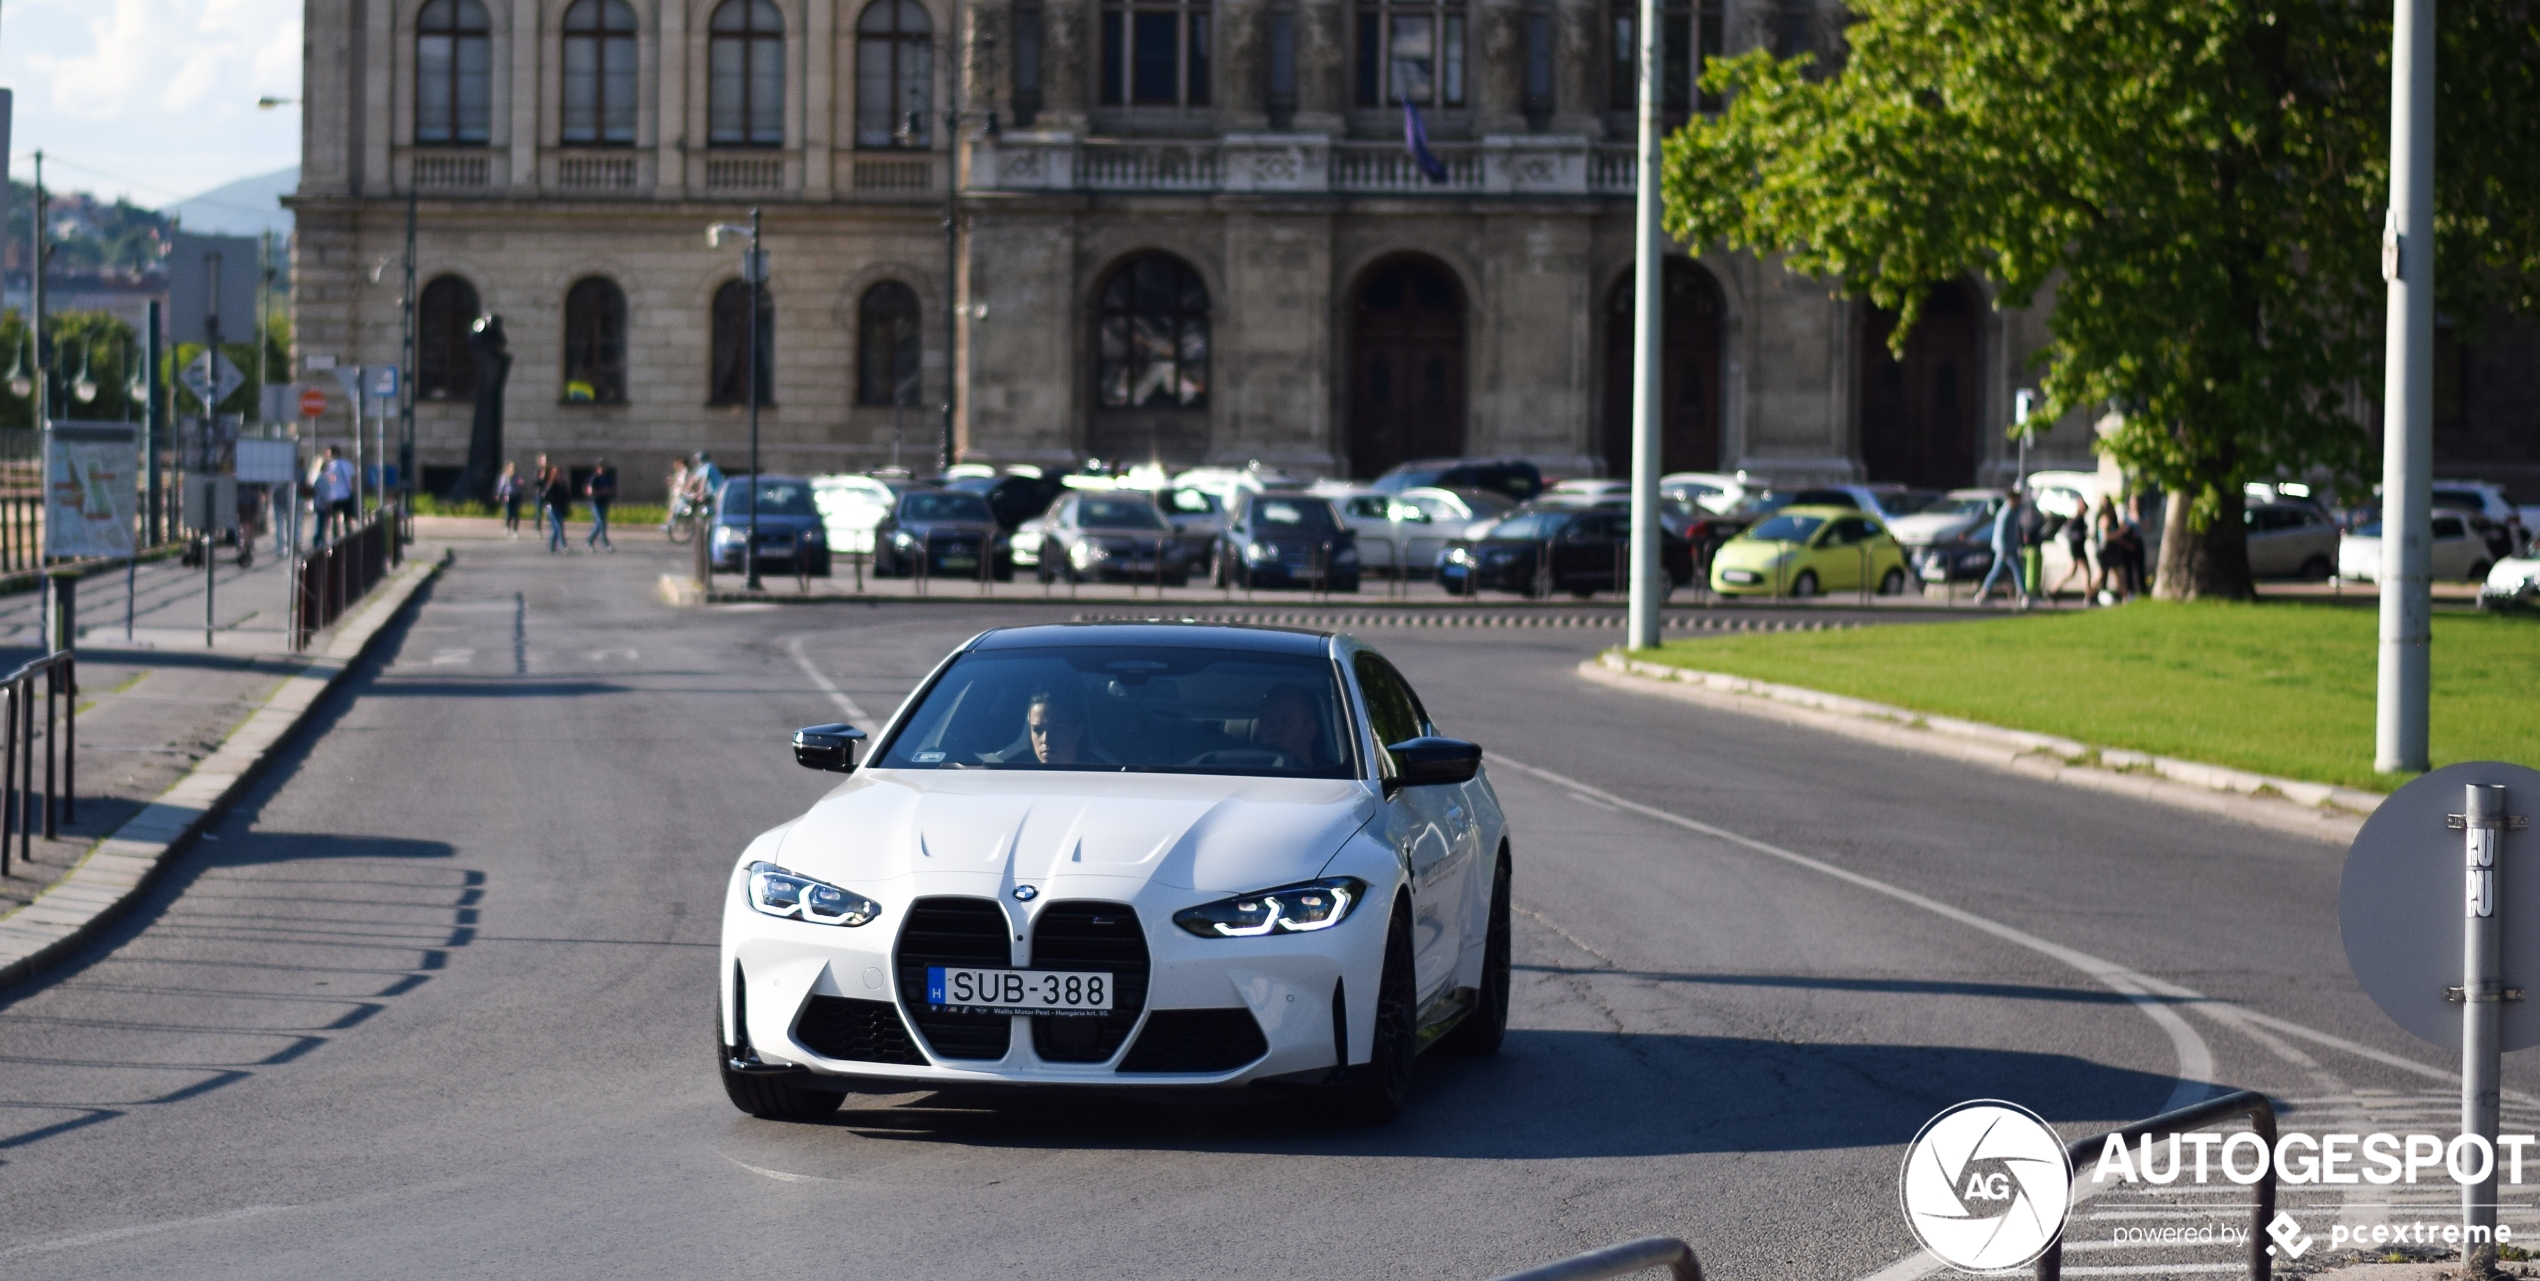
[42,424,141,653]
[178,350,245,412]
[2342,762,2540,1275]
[299,386,328,420]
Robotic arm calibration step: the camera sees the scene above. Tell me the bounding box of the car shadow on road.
[805,1028,2186,1159]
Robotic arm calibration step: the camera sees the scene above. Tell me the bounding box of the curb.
[1581,651,2382,846]
[657,573,703,607]
[0,549,449,992]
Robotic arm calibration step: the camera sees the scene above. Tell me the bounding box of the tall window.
[562,0,639,145]
[562,277,628,404]
[709,279,776,406]
[856,0,934,148]
[1100,0,1210,107]
[1356,0,1464,108]
[1523,1,1553,127]
[418,276,482,400]
[1609,0,1721,113]
[1265,6,1297,127]
[1096,254,1208,409]
[1011,3,1044,127]
[709,0,786,147]
[416,0,493,145]
[857,282,923,406]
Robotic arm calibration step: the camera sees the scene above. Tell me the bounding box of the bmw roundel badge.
[1012,885,1038,901]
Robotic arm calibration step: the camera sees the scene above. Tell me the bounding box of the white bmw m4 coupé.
[719,622,1511,1123]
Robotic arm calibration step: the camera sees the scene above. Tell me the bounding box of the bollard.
[2461,782,2509,1270]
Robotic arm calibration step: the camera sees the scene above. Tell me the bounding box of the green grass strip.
[1630,602,2540,792]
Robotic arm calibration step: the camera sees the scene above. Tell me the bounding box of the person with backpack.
[584,458,618,551]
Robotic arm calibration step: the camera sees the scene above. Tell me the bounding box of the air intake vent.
[793,996,928,1065]
[1028,902,1150,1063]
[1119,1009,1269,1073]
[895,897,1014,1060]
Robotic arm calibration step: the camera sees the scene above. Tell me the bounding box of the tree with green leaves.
[1664,0,2538,598]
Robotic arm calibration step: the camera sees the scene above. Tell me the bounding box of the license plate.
[926,966,1115,1016]
[941,555,978,569]
[1723,569,1761,584]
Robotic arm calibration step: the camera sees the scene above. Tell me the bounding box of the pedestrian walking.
[584,458,617,551]
[310,446,355,547]
[1975,488,2029,607]
[2047,503,2093,602]
[495,462,524,537]
[538,455,573,553]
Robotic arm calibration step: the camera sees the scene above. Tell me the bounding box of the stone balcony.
[971,132,1640,197]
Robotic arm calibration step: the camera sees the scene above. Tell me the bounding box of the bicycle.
[666,492,713,544]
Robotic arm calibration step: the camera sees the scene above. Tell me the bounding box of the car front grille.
[1117,1009,1270,1073]
[1028,902,1149,1063]
[792,995,928,1065]
[895,897,1015,1061]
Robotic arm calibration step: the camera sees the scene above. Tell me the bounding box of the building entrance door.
[1858,280,1981,490]
[1347,256,1466,479]
[1602,258,1724,478]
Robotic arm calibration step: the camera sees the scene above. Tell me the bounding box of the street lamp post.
[708,213,767,590]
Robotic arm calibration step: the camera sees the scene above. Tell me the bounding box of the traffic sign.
[2341,761,2540,1050]
[299,387,328,418]
[366,365,399,400]
[178,350,245,407]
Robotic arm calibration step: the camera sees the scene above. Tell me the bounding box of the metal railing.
[295,504,399,650]
[0,648,73,876]
[1485,1237,1703,1281]
[2036,1089,2278,1281]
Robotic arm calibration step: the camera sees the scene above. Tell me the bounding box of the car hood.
[1887,512,1981,545]
[773,769,1379,895]
[1715,538,1798,566]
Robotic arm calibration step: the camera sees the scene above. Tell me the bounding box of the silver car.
[2243,502,2340,579]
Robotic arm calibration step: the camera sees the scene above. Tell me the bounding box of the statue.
[457,315,512,503]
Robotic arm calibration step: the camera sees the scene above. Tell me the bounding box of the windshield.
[1918,496,1996,517]
[722,481,815,516]
[1746,514,1827,543]
[1248,497,1341,532]
[1484,513,1554,542]
[876,646,1358,778]
[900,492,994,523]
[1373,468,1448,494]
[1077,497,1169,530]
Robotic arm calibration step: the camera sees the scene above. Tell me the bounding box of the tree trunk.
[2154,487,2256,601]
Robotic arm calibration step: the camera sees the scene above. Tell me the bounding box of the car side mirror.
[793,722,867,773]
[1383,737,1482,795]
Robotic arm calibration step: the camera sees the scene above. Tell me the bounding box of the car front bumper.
[722,871,1386,1088]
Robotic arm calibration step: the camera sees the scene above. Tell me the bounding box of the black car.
[1214,493,1362,591]
[1438,507,1695,598]
[872,489,1011,580]
[710,476,831,576]
[942,472,1069,531]
[1369,457,1544,504]
[1036,492,1195,585]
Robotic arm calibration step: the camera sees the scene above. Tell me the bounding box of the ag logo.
[1898,1100,2073,1272]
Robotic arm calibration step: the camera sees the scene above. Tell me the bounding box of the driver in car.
[1253,683,1326,770]
[989,686,1118,766]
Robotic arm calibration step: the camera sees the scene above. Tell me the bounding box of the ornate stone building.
[292,0,2106,500]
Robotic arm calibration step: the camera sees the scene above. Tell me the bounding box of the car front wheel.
[1790,569,1820,598]
[1331,900,1417,1124]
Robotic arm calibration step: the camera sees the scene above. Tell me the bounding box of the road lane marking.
[784,635,872,722]
[718,1152,837,1183]
[0,1205,288,1258]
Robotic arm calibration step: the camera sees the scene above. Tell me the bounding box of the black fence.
[294,505,400,650]
[2036,1089,2278,1281]
[0,647,74,876]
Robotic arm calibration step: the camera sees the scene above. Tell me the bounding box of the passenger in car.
[1254,683,1327,770]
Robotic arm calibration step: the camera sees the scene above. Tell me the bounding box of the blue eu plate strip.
[927,966,947,1005]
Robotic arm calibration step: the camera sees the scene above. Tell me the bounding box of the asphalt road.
[0,538,2523,1280]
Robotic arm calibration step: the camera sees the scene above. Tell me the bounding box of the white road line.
[783,634,872,722]
[0,1205,288,1258]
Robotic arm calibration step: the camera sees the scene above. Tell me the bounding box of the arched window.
[857,282,922,406]
[709,279,775,406]
[1095,254,1208,409]
[418,276,482,400]
[562,277,628,404]
[562,0,639,145]
[856,0,934,148]
[416,0,494,145]
[709,0,786,147]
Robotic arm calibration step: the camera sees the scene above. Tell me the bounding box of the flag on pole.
[1402,100,1449,184]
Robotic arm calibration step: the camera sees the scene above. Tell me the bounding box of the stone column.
[363,0,394,195]
[1031,0,1090,132]
[658,0,689,195]
[1472,0,1527,135]
[805,0,836,196]
[1292,0,1347,134]
[1217,0,1270,131]
[1218,212,1337,472]
[1552,0,1600,136]
[510,0,542,190]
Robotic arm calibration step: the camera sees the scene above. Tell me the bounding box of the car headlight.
[1245,541,1278,563]
[891,530,917,548]
[802,530,825,544]
[1173,877,1365,938]
[1072,541,1109,564]
[713,526,741,546]
[745,862,881,927]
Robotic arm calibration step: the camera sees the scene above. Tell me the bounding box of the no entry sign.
[298,387,328,418]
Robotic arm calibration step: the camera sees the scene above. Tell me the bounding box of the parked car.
[2479,552,2540,611]
[941,471,1069,531]
[1156,486,1228,552]
[1709,506,1910,598]
[1368,457,1545,504]
[1660,471,1767,517]
[1887,489,2007,582]
[1780,484,1941,524]
[1171,463,1309,515]
[872,489,1010,580]
[1035,492,1194,586]
[711,476,832,576]
[810,473,901,554]
[2243,501,2341,579]
[1319,485,1417,578]
[1436,507,1695,598]
[1214,493,1361,591]
[1391,488,1517,579]
[1545,478,1633,501]
[2339,512,2493,582]
[2429,480,2523,559]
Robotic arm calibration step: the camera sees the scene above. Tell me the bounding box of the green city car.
[1708,505,1912,598]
